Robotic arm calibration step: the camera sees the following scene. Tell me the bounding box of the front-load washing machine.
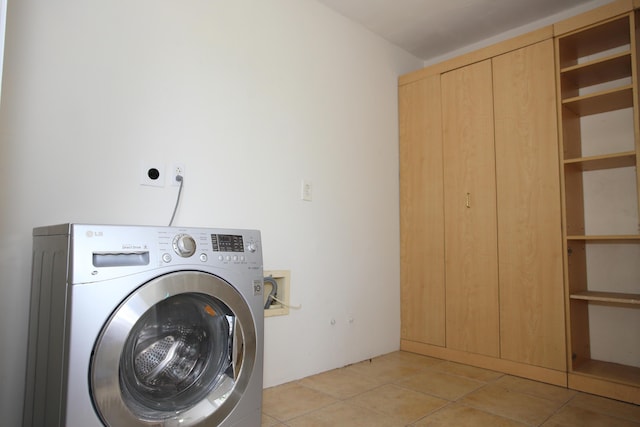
[23,224,264,427]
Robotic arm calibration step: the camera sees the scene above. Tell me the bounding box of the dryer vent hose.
[263,276,278,310]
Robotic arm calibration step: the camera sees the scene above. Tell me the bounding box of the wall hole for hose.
[263,270,291,317]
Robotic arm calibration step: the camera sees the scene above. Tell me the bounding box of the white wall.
[581,109,640,368]
[0,0,422,424]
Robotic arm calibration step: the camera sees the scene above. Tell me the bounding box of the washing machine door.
[91,271,257,427]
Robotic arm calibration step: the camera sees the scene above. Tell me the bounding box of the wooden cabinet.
[400,0,640,403]
[399,74,445,347]
[554,0,640,404]
[441,60,500,358]
[400,32,567,386]
[493,40,566,371]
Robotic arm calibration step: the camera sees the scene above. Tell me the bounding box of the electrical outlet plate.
[140,161,165,187]
[171,163,185,186]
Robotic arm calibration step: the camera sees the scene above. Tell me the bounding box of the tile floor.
[261,351,640,426]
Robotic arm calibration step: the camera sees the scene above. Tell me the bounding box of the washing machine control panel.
[158,228,261,268]
[172,233,197,257]
[211,233,244,252]
[69,225,262,283]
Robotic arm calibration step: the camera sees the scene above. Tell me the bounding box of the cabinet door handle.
[466,192,471,208]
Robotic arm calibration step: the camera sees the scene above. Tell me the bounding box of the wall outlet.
[140,162,165,187]
[171,163,185,186]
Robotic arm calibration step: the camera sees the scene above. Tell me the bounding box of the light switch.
[301,180,312,201]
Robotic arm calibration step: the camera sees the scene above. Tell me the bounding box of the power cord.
[168,175,184,226]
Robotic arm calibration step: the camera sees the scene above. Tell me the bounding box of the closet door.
[493,40,566,370]
[442,60,500,357]
[399,75,446,346]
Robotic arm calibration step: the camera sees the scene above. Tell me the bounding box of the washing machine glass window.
[91,271,257,427]
[120,293,233,415]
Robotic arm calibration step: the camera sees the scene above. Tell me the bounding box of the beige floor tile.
[494,375,576,404]
[261,413,284,426]
[262,351,640,426]
[567,393,640,423]
[413,403,528,427]
[431,361,504,382]
[344,355,426,384]
[396,369,485,401]
[460,383,564,426]
[297,367,379,399]
[347,383,448,424]
[540,421,568,427]
[286,401,406,427]
[542,404,640,427]
[262,382,337,421]
[381,351,446,369]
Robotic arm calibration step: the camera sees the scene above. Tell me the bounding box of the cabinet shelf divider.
[560,51,632,89]
[563,151,636,170]
[562,84,633,116]
[570,290,640,305]
[566,234,640,241]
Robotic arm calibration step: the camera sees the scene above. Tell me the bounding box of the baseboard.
[401,339,567,387]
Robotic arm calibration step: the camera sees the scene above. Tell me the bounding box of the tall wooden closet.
[400,0,640,404]
[399,30,566,385]
[400,31,566,386]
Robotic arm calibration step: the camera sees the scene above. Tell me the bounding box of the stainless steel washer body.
[24,224,264,427]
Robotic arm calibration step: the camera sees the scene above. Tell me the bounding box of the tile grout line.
[538,392,577,427]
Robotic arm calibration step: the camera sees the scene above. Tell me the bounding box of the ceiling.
[316,0,602,61]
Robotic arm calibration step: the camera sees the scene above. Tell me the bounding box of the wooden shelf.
[572,358,640,388]
[570,291,640,305]
[560,51,632,91]
[558,15,631,68]
[566,234,640,241]
[564,151,636,171]
[562,84,633,116]
[556,3,640,406]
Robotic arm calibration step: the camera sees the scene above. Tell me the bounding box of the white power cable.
[168,175,184,226]
[268,295,302,310]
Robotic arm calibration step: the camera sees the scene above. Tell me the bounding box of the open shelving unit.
[555,6,640,404]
